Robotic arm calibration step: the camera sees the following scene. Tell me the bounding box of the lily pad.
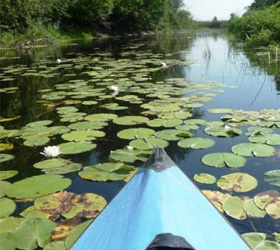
[113,116,149,125]
[62,130,105,141]
[243,199,266,218]
[0,171,18,181]
[84,113,117,122]
[264,170,280,187]
[217,173,257,192]
[254,241,280,250]
[223,196,246,220]
[0,154,15,163]
[202,190,231,213]
[254,190,279,210]
[33,159,68,169]
[43,163,82,175]
[0,198,16,218]
[43,241,66,250]
[155,129,191,141]
[117,128,155,140]
[79,162,135,182]
[265,197,280,219]
[232,143,275,157]
[110,147,151,163]
[0,233,16,250]
[0,217,24,234]
[242,232,267,249]
[147,119,182,128]
[65,220,92,249]
[202,153,246,168]
[205,123,242,137]
[25,120,53,127]
[68,121,107,130]
[129,138,169,150]
[0,181,11,197]
[249,134,280,145]
[58,141,97,155]
[208,108,232,114]
[193,173,216,184]
[5,175,72,199]
[24,136,50,147]
[178,138,215,149]
[0,143,13,152]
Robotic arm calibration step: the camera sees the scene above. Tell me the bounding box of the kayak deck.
[71,148,250,250]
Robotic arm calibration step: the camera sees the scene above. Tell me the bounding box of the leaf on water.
[113,116,149,125]
[223,196,246,220]
[0,198,16,218]
[62,130,105,141]
[254,190,279,209]
[0,181,11,197]
[0,171,18,181]
[202,153,246,168]
[193,173,216,184]
[155,129,191,141]
[264,170,280,187]
[202,190,231,213]
[129,137,169,150]
[0,143,13,152]
[117,128,155,140]
[242,232,267,249]
[243,199,266,218]
[5,175,72,199]
[217,173,257,193]
[232,143,275,157]
[178,138,215,149]
[0,154,15,163]
[110,147,151,163]
[58,141,96,155]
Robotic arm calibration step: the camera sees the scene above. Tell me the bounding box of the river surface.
[0,31,279,247]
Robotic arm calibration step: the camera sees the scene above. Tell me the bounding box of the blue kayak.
[71,148,251,250]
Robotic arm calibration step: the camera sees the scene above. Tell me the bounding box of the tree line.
[0,0,193,34]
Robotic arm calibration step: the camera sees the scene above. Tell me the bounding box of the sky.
[184,0,255,21]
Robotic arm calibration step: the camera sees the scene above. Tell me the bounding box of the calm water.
[1,31,279,242]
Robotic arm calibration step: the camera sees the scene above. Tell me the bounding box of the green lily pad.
[205,124,242,137]
[33,159,68,169]
[273,233,280,243]
[110,147,151,163]
[264,170,280,187]
[255,241,280,250]
[254,190,279,210]
[0,233,16,250]
[202,190,231,213]
[113,116,149,125]
[0,181,11,197]
[117,128,155,140]
[13,217,56,249]
[0,154,15,163]
[265,197,280,219]
[0,171,18,181]
[246,127,273,136]
[68,121,107,130]
[0,143,13,152]
[217,173,257,192]
[155,129,191,141]
[62,130,105,141]
[147,119,182,128]
[0,198,16,218]
[5,175,72,199]
[232,143,275,157]
[58,141,97,155]
[0,217,24,234]
[129,138,169,150]
[223,196,246,220]
[25,120,53,127]
[178,138,215,149]
[249,134,280,145]
[84,113,117,122]
[23,136,50,147]
[79,162,135,182]
[193,173,216,184]
[202,153,246,168]
[242,232,267,249]
[243,199,266,218]
[43,163,82,175]
[65,220,93,249]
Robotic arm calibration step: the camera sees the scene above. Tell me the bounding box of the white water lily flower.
[127,146,133,151]
[56,59,61,64]
[224,125,231,131]
[40,146,61,158]
[161,61,167,67]
[109,85,119,92]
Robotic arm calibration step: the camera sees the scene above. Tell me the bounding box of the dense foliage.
[0,0,193,36]
[248,0,280,10]
[229,2,280,47]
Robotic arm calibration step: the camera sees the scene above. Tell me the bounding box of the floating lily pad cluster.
[203,189,280,220]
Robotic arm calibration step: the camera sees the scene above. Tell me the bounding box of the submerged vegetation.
[0,0,194,47]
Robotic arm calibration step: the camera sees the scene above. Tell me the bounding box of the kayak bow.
[71,148,251,250]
